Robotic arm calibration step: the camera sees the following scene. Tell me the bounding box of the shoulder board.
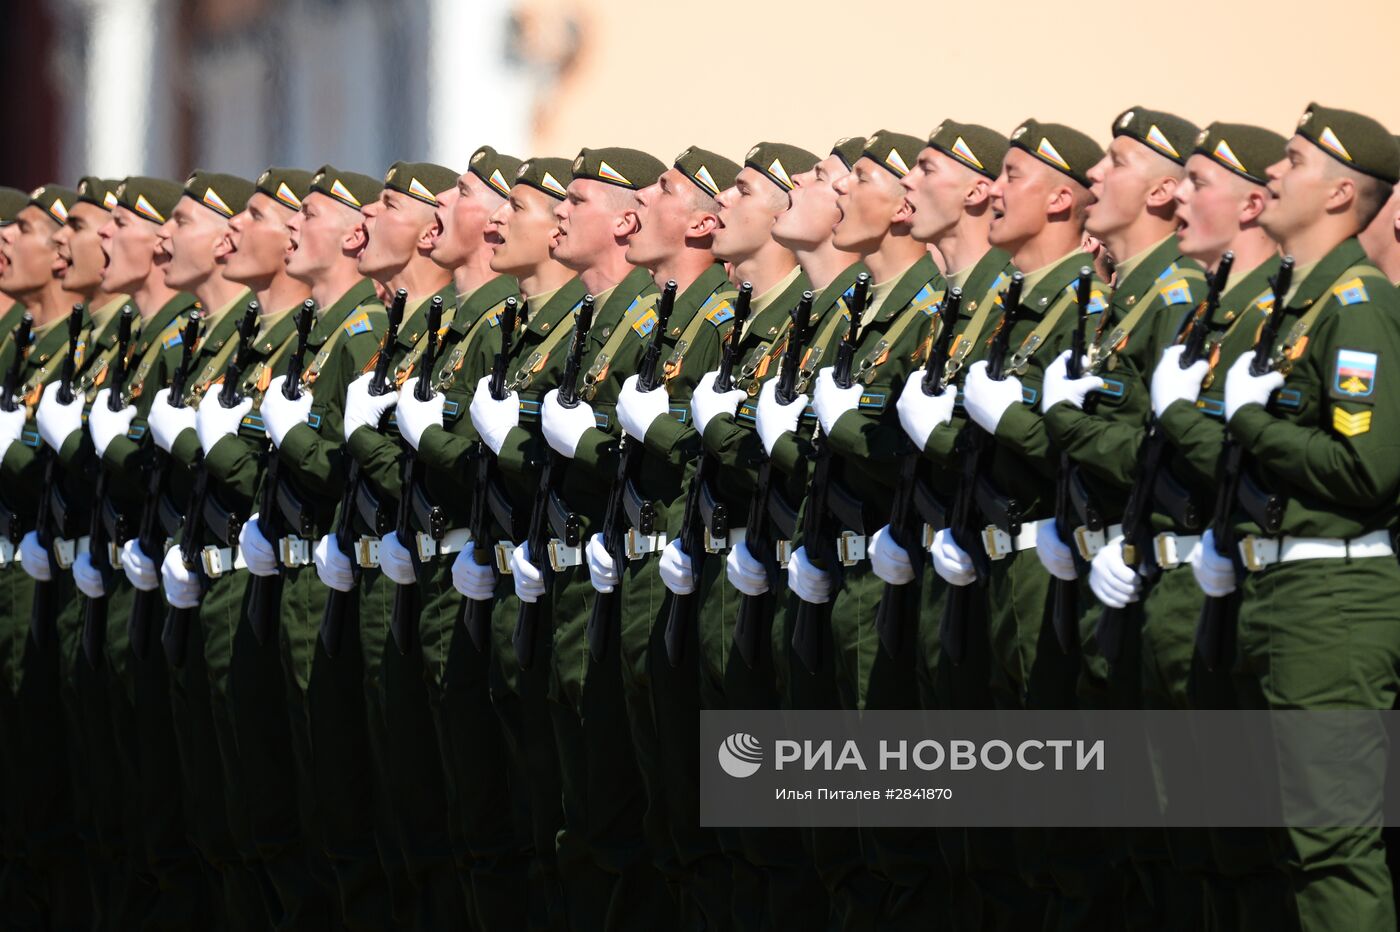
[343,312,374,336]
[631,307,659,338]
[160,324,183,349]
[1159,279,1194,306]
[704,299,734,326]
[1156,263,1180,281]
[1064,282,1107,313]
[1332,277,1370,306]
[1253,290,1275,312]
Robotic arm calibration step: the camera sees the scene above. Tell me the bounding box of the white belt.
[52,534,92,571]
[201,545,247,578]
[278,536,313,568]
[1073,523,1123,562]
[624,528,667,561]
[1152,532,1201,571]
[1239,530,1394,572]
[354,536,380,568]
[983,520,1043,561]
[548,538,582,571]
[835,530,866,566]
[704,526,746,554]
[416,527,471,561]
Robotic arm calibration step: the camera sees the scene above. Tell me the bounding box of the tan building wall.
[527,0,1400,162]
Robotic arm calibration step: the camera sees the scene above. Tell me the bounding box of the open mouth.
[485,229,504,247]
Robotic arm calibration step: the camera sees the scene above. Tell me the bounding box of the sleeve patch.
[1159,280,1193,306]
[1334,348,1377,398]
[343,313,373,336]
[161,329,183,349]
[1333,278,1370,306]
[631,308,659,338]
[705,301,735,326]
[1333,407,1372,436]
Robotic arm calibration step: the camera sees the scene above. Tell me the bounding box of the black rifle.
[162,301,260,666]
[732,292,813,669]
[0,313,34,413]
[130,309,201,661]
[319,289,406,656]
[587,282,678,663]
[1045,270,1095,656]
[81,305,137,667]
[31,308,85,648]
[514,294,596,669]
[389,295,445,654]
[249,298,316,646]
[462,296,521,652]
[874,287,963,660]
[1094,253,1235,664]
[939,272,1025,665]
[1196,255,1294,670]
[662,281,753,667]
[790,272,871,674]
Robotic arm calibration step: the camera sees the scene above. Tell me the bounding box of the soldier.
[0,187,27,322]
[252,165,392,930]
[330,160,461,928]
[1359,145,1400,282]
[1197,103,1400,931]
[605,146,739,925]
[1143,123,1290,932]
[0,183,90,930]
[86,175,208,929]
[466,155,589,930]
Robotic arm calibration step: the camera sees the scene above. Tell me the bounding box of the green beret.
[183,171,255,219]
[514,158,573,200]
[831,136,867,170]
[571,147,665,191]
[468,146,523,198]
[27,185,78,226]
[928,120,1008,179]
[861,131,923,179]
[1191,123,1286,186]
[254,167,314,211]
[1295,102,1400,184]
[0,187,27,224]
[309,164,383,211]
[76,177,120,211]
[1112,107,1199,165]
[1009,119,1104,187]
[743,142,819,192]
[673,147,740,200]
[114,177,185,224]
[383,161,457,206]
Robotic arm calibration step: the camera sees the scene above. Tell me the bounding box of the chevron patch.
[487,168,510,196]
[407,177,436,203]
[950,136,983,170]
[329,179,361,208]
[133,194,165,223]
[275,181,302,210]
[1213,139,1248,175]
[767,158,794,190]
[202,187,233,216]
[1333,407,1372,436]
[692,165,720,196]
[541,172,568,197]
[103,190,118,209]
[597,161,630,185]
[884,148,911,176]
[1036,137,1071,172]
[1145,124,1180,159]
[1317,126,1353,163]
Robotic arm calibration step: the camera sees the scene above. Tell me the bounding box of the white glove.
[469,375,519,455]
[196,394,252,454]
[963,361,1024,434]
[72,551,106,599]
[0,405,25,461]
[1089,536,1141,609]
[1151,345,1210,419]
[1223,353,1284,423]
[395,377,445,451]
[160,546,201,609]
[755,379,806,456]
[931,527,976,587]
[342,372,398,442]
[690,371,745,438]
[1040,350,1103,413]
[1192,529,1237,598]
[36,381,84,452]
[509,542,546,603]
[314,534,354,592]
[147,388,195,453]
[377,532,416,585]
[88,390,137,459]
[726,540,769,597]
[542,388,596,458]
[813,368,862,435]
[260,376,314,449]
[120,539,159,591]
[869,525,915,586]
[896,378,957,449]
[585,533,619,594]
[451,543,497,601]
[1035,519,1079,581]
[19,531,52,581]
[238,516,278,577]
[658,538,696,595]
[786,546,832,604]
[617,374,669,441]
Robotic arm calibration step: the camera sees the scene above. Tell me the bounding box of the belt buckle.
[280,536,309,567]
[1073,525,1106,562]
[624,528,664,561]
[201,545,227,578]
[355,537,380,568]
[0,539,14,568]
[1238,535,1277,572]
[774,539,792,568]
[835,531,866,566]
[1153,533,1179,570]
[53,537,76,570]
[107,541,123,567]
[982,525,1012,561]
[922,523,937,551]
[704,528,728,553]
[495,541,514,574]
[548,538,581,572]
[415,532,438,562]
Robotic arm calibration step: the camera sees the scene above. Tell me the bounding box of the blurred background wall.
[4,0,1400,188]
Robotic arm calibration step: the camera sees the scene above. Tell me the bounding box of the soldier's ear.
[615,208,640,239]
[1146,174,1180,210]
[965,177,993,209]
[1324,174,1357,216]
[341,221,367,256]
[1240,187,1268,226]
